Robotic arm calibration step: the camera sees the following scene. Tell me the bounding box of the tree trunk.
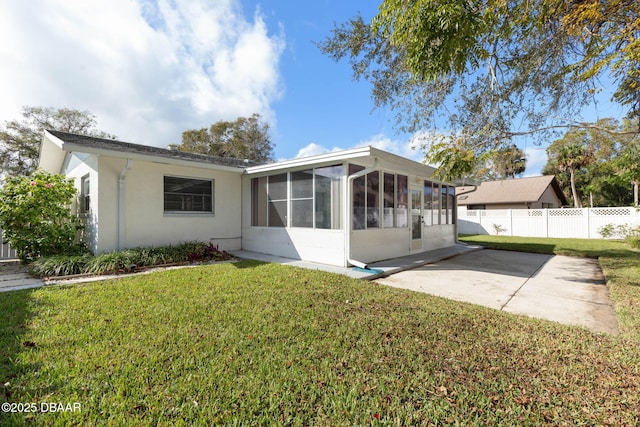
[570,169,582,208]
[634,181,639,207]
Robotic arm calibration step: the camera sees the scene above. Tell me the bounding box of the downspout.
[345,158,379,269]
[454,185,477,243]
[117,159,133,251]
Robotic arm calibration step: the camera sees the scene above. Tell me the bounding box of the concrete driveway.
[376,249,619,334]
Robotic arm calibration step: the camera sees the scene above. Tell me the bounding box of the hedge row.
[29,242,232,278]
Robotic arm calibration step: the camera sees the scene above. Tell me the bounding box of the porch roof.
[245,146,445,182]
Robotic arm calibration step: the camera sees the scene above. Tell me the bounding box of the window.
[268,174,287,227]
[433,183,441,225]
[291,170,313,227]
[397,175,408,228]
[441,185,448,224]
[251,176,267,226]
[251,166,344,229]
[447,186,456,224]
[366,171,380,228]
[383,173,395,227]
[350,164,366,230]
[164,176,213,213]
[80,174,90,214]
[424,181,433,226]
[315,165,342,229]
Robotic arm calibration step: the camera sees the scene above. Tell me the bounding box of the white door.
[410,187,423,251]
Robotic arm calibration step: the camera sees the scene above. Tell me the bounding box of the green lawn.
[1,239,640,425]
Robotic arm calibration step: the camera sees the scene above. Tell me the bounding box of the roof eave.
[245,146,373,174]
[60,141,246,173]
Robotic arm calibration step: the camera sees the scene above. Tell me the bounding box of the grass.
[1,252,640,426]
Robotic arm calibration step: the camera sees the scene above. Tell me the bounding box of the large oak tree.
[171,114,273,163]
[0,106,115,177]
[319,0,639,180]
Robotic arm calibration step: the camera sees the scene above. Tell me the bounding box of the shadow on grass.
[460,235,640,260]
[0,289,35,408]
[231,259,270,269]
[474,241,558,255]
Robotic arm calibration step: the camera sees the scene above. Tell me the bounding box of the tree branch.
[501,122,640,138]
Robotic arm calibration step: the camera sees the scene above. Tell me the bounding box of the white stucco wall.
[350,228,410,264]
[242,227,346,266]
[95,157,242,253]
[61,152,99,253]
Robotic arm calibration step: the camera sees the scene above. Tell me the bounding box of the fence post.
[542,209,547,237]
[508,209,513,236]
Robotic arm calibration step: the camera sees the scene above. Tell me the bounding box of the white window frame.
[163,175,214,215]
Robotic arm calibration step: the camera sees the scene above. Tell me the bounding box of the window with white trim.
[163,176,214,213]
[268,174,287,227]
[383,173,395,227]
[251,165,343,229]
[80,174,90,214]
[291,170,313,227]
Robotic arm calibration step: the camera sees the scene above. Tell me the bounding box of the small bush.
[599,223,640,240]
[30,254,92,277]
[627,236,640,249]
[492,223,507,235]
[85,251,139,275]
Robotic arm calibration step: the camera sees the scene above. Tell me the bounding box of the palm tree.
[546,138,595,208]
[494,145,527,179]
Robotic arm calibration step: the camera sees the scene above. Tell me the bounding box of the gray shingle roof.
[456,175,568,206]
[47,130,257,169]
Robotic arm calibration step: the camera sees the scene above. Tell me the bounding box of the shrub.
[29,254,92,277]
[0,169,85,262]
[30,242,233,278]
[492,223,507,235]
[627,236,640,249]
[599,223,640,240]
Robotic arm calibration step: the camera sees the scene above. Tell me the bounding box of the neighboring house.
[39,130,457,268]
[456,176,568,210]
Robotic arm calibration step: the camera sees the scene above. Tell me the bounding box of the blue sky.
[0,0,626,176]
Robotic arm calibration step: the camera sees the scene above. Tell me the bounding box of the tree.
[0,169,85,262]
[543,118,639,207]
[611,119,640,206]
[492,145,526,179]
[171,114,273,163]
[0,106,115,177]
[544,131,596,208]
[318,0,639,179]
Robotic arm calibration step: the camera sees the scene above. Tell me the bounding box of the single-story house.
[39,130,458,268]
[456,175,568,210]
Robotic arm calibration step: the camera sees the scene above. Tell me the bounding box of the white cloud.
[293,132,431,162]
[0,0,285,147]
[522,146,548,177]
[294,142,341,158]
[355,133,423,161]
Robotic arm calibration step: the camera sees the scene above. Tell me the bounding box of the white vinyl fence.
[0,227,17,260]
[458,206,640,239]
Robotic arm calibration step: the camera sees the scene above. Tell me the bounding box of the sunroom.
[241,146,457,268]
